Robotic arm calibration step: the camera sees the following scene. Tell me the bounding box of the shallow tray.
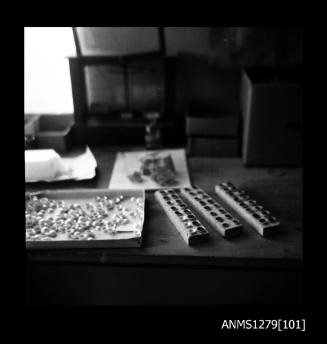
[25,188,145,249]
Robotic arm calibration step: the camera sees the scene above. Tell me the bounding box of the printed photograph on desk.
[108,149,192,190]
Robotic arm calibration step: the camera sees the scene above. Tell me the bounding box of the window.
[24,27,76,114]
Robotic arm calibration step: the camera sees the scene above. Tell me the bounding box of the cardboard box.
[35,115,74,153]
[241,67,302,166]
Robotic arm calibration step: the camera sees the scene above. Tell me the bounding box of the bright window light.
[24,27,76,114]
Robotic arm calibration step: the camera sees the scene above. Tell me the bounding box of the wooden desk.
[26,146,303,305]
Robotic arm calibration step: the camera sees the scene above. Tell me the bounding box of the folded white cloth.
[25,149,64,181]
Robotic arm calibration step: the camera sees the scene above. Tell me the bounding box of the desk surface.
[26,146,303,269]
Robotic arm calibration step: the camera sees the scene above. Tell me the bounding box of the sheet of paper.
[25,146,97,182]
[108,149,192,190]
[59,146,97,181]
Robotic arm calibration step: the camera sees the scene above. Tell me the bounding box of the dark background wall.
[75,27,302,118]
[77,27,302,65]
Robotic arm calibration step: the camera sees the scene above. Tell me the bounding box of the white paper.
[108,149,192,190]
[25,146,97,182]
[25,149,63,181]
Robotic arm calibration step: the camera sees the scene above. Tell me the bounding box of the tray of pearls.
[25,189,145,248]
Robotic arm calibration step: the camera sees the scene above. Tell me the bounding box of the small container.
[145,120,161,149]
[144,111,161,150]
[35,115,74,153]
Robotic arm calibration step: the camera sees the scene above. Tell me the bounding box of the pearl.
[33,227,41,234]
[40,226,48,234]
[48,230,57,238]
